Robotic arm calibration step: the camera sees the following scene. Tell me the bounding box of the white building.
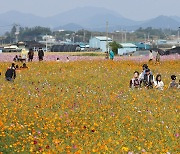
[89,36,112,52]
[42,35,56,43]
[118,43,137,55]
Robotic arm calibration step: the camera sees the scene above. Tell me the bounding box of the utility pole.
[148,33,150,41]
[122,31,124,43]
[83,29,86,43]
[46,34,48,52]
[178,27,180,46]
[144,34,147,50]
[73,35,75,44]
[106,21,109,53]
[91,31,93,39]
[15,24,20,43]
[124,30,127,43]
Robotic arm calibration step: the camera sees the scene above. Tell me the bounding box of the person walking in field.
[156,51,160,63]
[38,48,44,61]
[28,48,34,62]
[21,49,27,62]
[149,50,153,62]
[130,71,141,89]
[169,75,178,89]
[154,74,164,90]
[143,69,154,89]
[109,50,114,60]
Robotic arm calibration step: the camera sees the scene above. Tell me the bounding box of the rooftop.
[120,43,137,48]
[94,36,112,41]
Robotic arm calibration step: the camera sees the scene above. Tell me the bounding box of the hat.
[171,75,176,80]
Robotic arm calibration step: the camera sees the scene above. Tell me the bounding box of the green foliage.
[18,26,52,41]
[109,41,122,55]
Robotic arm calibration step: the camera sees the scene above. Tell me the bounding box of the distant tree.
[18,26,52,41]
[10,25,16,38]
[109,41,122,55]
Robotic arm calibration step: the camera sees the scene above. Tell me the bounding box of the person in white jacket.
[154,74,164,90]
[149,50,153,62]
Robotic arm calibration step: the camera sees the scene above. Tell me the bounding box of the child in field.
[13,55,19,62]
[169,75,178,89]
[154,74,164,90]
[15,65,21,72]
[56,58,60,62]
[130,71,141,89]
[67,57,70,62]
[143,69,154,89]
[20,63,28,69]
[11,63,16,70]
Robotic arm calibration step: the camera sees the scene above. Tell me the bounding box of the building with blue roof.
[134,42,151,50]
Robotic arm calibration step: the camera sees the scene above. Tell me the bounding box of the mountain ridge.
[0,7,179,34]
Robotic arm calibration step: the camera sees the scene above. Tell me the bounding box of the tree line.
[1,26,179,45]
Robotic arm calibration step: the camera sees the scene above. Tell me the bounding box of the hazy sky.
[0,0,180,20]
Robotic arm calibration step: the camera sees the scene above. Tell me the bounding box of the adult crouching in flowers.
[154,74,164,90]
[143,69,154,89]
[5,67,16,81]
[130,71,141,89]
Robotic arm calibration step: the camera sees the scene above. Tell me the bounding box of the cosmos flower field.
[0,53,179,153]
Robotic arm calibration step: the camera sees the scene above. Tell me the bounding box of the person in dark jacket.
[5,67,16,81]
[139,64,153,82]
[28,48,34,62]
[38,48,44,61]
[143,69,154,88]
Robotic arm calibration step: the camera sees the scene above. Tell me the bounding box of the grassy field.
[0,60,179,153]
